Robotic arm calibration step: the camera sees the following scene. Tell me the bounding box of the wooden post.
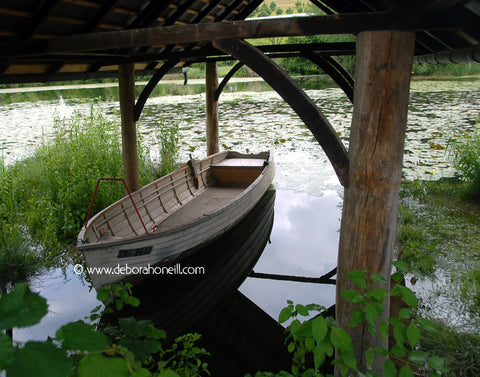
[335,31,415,375]
[206,61,219,156]
[118,63,140,192]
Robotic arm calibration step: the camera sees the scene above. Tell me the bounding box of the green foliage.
[449,122,480,199]
[0,282,210,377]
[259,264,447,377]
[0,106,181,271]
[412,62,480,77]
[155,120,181,177]
[0,282,48,330]
[417,319,480,377]
[397,179,480,319]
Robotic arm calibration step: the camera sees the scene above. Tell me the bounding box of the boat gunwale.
[77,150,273,251]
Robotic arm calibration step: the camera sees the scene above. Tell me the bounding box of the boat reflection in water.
[104,188,293,376]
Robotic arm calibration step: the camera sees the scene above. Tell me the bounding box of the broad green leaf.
[131,368,152,377]
[416,318,438,332]
[341,290,363,304]
[340,361,349,377]
[391,344,408,358]
[295,304,309,316]
[119,338,155,363]
[399,365,414,377]
[406,323,421,348]
[56,321,109,352]
[347,308,365,327]
[6,341,72,377]
[115,299,124,311]
[346,270,367,289]
[408,350,428,365]
[0,283,48,330]
[339,349,357,369]
[313,347,326,369]
[0,333,15,369]
[312,316,328,341]
[126,296,140,307]
[399,308,412,319]
[398,286,418,309]
[428,355,446,372]
[364,303,379,334]
[392,260,408,273]
[391,272,404,282]
[365,287,388,302]
[370,273,387,284]
[145,325,166,340]
[287,341,295,353]
[365,347,374,369]
[374,346,389,357]
[330,327,353,352]
[118,316,140,337]
[378,320,389,339]
[382,358,396,377]
[318,337,334,357]
[305,337,315,352]
[389,317,406,345]
[96,288,110,302]
[77,355,129,377]
[306,303,326,312]
[279,305,294,323]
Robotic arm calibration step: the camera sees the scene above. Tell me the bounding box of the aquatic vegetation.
[254,265,447,377]
[417,319,480,377]
[0,282,210,377]
[396,180,480,331]
[449,121,480,199]
[0,106,180,256]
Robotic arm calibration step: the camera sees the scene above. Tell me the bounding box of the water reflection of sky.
[14,268,98,342]
[5,77,479,342]
[239,189,341,321]
[13,188,343,342]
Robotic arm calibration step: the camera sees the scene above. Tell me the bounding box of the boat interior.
[82,151,271,244]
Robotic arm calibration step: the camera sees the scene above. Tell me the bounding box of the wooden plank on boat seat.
[211,158,266,184]
[211,158,266,168]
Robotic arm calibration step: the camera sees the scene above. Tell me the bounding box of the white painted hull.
[77,150,274,288]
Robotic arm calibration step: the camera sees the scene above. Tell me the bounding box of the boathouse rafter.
[212,38,350,186]
[1,0,479,375]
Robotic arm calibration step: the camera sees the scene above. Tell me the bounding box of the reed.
[449,120,480,199]
[0,106,180,254]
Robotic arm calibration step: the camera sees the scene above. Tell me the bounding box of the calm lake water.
[2,75,479,343]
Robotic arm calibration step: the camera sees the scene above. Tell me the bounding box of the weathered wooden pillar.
[206,61,219,156]
[336,31,415,375]
[119,63,140,192]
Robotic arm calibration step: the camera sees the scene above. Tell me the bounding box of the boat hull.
[77,150,274,288]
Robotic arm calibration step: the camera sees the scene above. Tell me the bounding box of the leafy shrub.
[1,106,179,252]
[449,123,480,199]
[0,282,210,377]
[254,262,447,377]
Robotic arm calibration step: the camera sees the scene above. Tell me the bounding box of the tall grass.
[449,121,480,199]
[0,106,180,257]
[420,320,480,377]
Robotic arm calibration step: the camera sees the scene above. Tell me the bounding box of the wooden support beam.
[1,11,462,57]
[301,52,354,103]
[213,39,349,187]
[205,61,219,156]
[215,62,243,101]
[118,63,140,192]
[134,59,179,121]
[335,31,415,375]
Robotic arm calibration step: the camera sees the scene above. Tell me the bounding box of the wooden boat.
[77,150,275,288]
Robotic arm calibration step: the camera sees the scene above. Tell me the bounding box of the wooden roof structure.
[2,1,479,374]
[0,0,479,85]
